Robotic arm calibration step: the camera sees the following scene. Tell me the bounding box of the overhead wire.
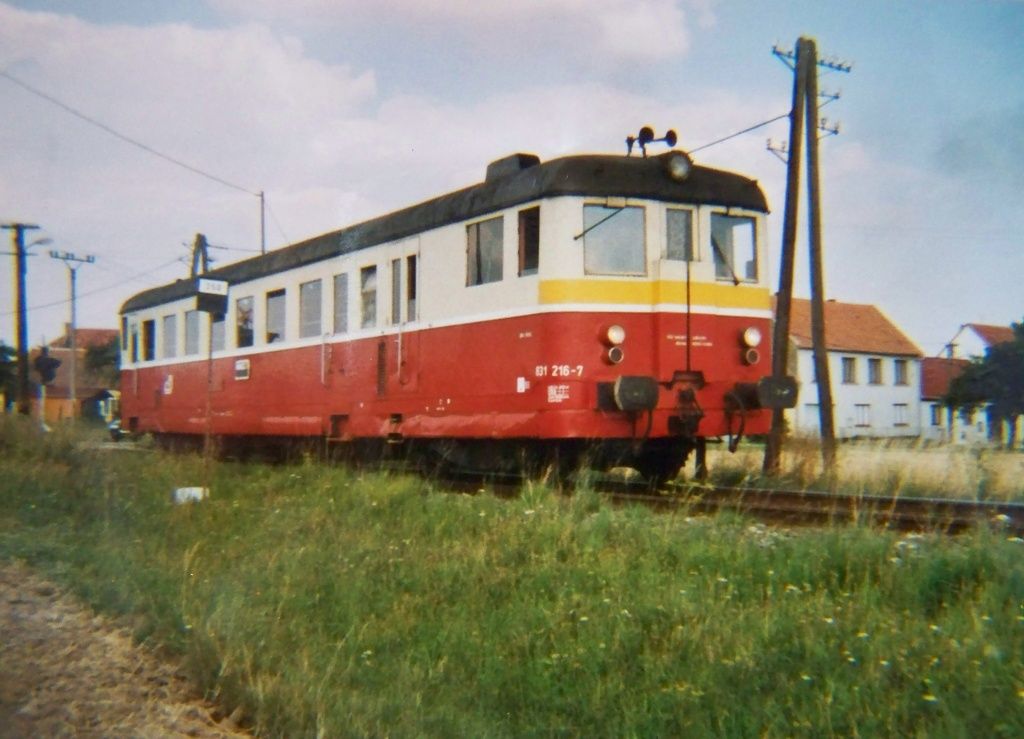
[0,69,259,197]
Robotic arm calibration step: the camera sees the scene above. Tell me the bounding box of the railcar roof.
[121,152,768,314]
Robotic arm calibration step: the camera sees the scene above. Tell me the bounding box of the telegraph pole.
[763,37,850,476]
[2,222,40,415]
[49,250,96,417]
[763,38,809,475]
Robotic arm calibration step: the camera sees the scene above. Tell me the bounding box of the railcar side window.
[266,289,286,343]
[236,297,254,348]
[466,216,503,286]
[390,259,402,326]
[518,207,539,276]
[211,314,225,352]
[666,208,695,261]
[141,320,155,361]
[360,266,377,329]
[333,274,349,334]
[161,314,177,358]
[711,213,757,282]
[583,205,645,275]
[299,279,322,338]
[406,255,417,321]
[184,310,200,355]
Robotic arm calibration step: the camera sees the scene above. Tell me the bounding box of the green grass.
[2,416,1023,736]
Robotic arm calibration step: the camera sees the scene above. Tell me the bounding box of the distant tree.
[946,319,1024,449]
[85,335,120,387]
[0,342,15,409]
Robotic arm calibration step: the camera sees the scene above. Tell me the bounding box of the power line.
[0,257,182,317]
[690,113,790,153]
[0,68,258,197]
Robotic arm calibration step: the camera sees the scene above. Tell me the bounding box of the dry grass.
[706,439,1024,501]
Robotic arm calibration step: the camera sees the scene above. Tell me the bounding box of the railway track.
[609,483,1024,536]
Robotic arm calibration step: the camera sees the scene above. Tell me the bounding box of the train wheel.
[632,441,693,487]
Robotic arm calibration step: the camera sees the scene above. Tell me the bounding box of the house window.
[391,258,402,326]
[406,255,417,321]
[161,314,177,358]
[236,297,254,348]
[842,357,857,384]
[130,323,139,363]
[266,289,286,343]
[467,216,504,285]
[855,404,871,428]
[711,212,757,282]
[930,404,942,427]
[299,280,322,338]
[868,357,882,385]
[518,207,539,276]
[583,205,645,275]
[361,266,377,329]
[893,403,909,427]
[211,314,225,352]
[666,208,695,261]
[141,319,155,361]
[894,358,908,386]
[333,274,349,334]
[120,316,128,351]
[184,310,200,355]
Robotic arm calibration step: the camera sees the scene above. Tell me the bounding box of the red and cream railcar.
[118,150,795,480]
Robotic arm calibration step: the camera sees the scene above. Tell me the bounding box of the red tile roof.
[920,357,970,399]
[966,323,1014,348]
[776,298,922,357]
[49,326,118,350]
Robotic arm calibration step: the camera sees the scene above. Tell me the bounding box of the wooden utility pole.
[763,36,848,476]
[2,222,40,415]
[763,38,809,475]
[803,40,837,470]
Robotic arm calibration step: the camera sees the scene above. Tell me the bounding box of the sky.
[1,0,1022,358]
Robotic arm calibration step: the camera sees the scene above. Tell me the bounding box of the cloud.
[211,0,709,62]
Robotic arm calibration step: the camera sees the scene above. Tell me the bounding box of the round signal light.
[606,346,625,365]
[604,324,626,346]
[742,348,760,366]
[742,326,763,347]
[665,151,693,181]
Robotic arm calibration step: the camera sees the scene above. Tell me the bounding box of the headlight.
[604,324,626,346]
[742,326,762,347]
[665,151,693,181]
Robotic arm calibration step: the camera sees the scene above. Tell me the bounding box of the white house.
[945,323,1015,360]
[781,298,923,439]
[934,322,1022,447]
[919,356,990,444]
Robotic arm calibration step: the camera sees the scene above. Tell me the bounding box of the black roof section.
[121,151,768,314]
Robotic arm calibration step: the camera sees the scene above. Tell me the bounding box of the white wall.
[788,348,921,439]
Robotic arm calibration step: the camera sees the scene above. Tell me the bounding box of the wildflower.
[1017,688,1024,700]
[1008,537,1024,544]
[785,584,801,594]
[929,624,941,633]
[479,511,486,517]
[922,693,939,703]
[822,616,835,625]
[524,509,536,516]
[578,616,589,623]
[847,656,857,664]
[981,615,992,622]
[717,576,729,583]
[857,631,869,639]
[801,674,813,682]
[879,659,891,668]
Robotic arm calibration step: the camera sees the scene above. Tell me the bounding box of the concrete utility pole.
[2,222,41,415]
[49,250,96,417]
[763,37,850,476]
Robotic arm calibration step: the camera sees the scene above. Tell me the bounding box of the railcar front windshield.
[711,213,757,283]
[583,205,645,275]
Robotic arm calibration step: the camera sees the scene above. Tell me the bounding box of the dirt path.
[0,561,249,738]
